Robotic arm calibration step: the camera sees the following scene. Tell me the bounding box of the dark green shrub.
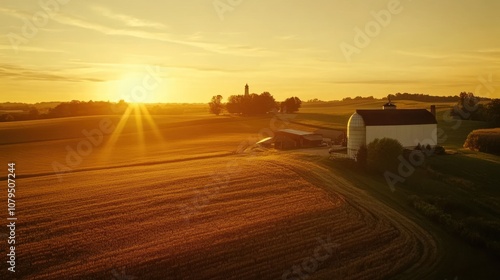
[355,144,367,168]
[433,145,446,155]
[366,138,403,173]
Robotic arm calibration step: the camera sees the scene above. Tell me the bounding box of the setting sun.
[107,64,168,103]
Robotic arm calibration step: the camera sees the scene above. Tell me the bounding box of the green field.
[0,100,499,279]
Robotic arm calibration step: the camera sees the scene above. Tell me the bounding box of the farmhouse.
[274,129,323,150]
[347,103,437,158]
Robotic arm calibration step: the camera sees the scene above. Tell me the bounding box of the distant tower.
[245,83,249,96]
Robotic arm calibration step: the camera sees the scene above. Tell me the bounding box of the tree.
[208,95,223,115]
[29,107,39,118]
[0,114,15,122]
[307,98,323,103]
[256,92,277,113]
[226,95,243,114]
[226,92,277,115]
[452,92,483,120]
[366,138,403,173]
[459,91,468,107]
[281,97,302,113]
[486,99,500,125]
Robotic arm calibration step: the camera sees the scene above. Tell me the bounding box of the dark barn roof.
[356,109,437,126]
[314,129,344,139]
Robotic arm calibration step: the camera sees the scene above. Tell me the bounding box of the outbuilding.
[347,105,437,158]
[274,129,323,150]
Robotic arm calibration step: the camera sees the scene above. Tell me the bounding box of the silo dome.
[347,112,366,159]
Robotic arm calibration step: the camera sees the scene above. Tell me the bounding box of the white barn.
[347,105,437,158]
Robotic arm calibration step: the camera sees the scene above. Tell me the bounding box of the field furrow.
[0,153,439,279]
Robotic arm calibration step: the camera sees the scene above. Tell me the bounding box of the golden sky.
[1,0,499,103]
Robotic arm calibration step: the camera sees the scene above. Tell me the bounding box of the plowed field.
[2,154,437,279]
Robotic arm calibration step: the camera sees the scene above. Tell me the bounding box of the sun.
[113,66,165,104]
[116,73,150,104]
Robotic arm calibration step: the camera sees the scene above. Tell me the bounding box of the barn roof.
[303,134,323,141]
[256,137,273,145]
[356,109,437,126]
[277,129,314,136]
[314,129,344,139]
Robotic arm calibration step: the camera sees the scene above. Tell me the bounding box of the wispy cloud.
[49,13,270,57]
[163,65,251,73]
[0,7,30,20]
[275,34,298,40]
[0,45,64,53]
[325,79,419,85]
[67,60,254,75]
[0,63,104,82]
[394,50,449,59]
[188,32,204,41]
[461,49,500,62]
[52,13,163,40]
[91,6,168,29]
[474,48,500,55]
[395,49,500,64]
[0,5,270,57]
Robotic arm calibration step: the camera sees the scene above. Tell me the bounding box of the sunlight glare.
[100,102,164,161]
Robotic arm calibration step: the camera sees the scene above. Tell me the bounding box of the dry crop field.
[0,113,439,279]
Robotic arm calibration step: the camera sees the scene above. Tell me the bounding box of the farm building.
[274,129,323,150]
[347,104,437,158]
[314,129,345,145]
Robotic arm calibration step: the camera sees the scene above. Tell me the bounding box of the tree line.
[209,92,301,115]
[0,100,129,122]
[306,92,489,103]
[451,92,500,125]
[389,92,468,103]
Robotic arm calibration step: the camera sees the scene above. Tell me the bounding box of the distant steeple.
[245,83,249,96]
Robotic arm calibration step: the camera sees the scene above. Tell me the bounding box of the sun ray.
[133,104,146,151]
[100,105,134,161]
[99,102,165,162]
[138,104,165,143]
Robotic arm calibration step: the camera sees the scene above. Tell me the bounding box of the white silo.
[347,112,366,159]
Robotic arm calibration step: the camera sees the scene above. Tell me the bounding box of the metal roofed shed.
[274,129,323,150]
